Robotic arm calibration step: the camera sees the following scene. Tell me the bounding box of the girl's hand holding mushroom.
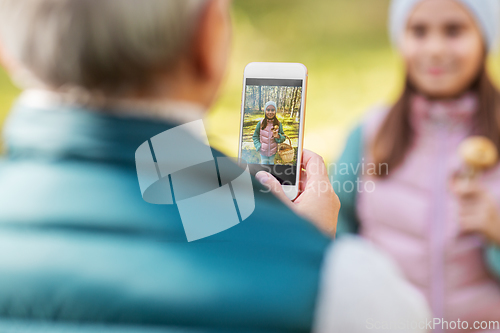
[451,178,500,246]
[272,125,280,139]
[451,136,500,245]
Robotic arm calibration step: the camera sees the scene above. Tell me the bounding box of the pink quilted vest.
[358,94,500,333]
[260,120,278,157]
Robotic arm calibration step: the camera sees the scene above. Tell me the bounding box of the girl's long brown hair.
[372,65,500,177]
[261,115,281,130]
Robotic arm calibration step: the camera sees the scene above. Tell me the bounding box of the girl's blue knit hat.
[389,0,500,50]
[264,101,277,111]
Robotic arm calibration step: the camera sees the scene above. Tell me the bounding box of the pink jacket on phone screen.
[259,121,278,157]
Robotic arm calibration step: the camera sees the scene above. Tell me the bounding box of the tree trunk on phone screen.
[289,87,297,118]
[294,88,300,120]
[287,88,291,115]
[259,86,262,112]
[254,86,258,111]
[281,87,286,115]
[278,88,281,113]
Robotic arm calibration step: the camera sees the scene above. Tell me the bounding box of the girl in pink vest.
[334,0,500,332]
[252,101,286,165]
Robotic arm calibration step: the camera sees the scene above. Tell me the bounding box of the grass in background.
[1,0,499,162]
[210,0,402,161]
[0,67,19,127]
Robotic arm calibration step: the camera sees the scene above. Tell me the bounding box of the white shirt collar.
[18,89,207,124]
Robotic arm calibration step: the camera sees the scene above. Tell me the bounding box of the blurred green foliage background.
[1,0,500,162]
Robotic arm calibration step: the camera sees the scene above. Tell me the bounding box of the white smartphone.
[238,62,307,201]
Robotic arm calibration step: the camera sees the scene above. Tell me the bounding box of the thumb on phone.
[255,171,293,209]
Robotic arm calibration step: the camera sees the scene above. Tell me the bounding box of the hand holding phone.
[255,150,339,237]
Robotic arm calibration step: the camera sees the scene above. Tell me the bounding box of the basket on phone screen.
[278,135,295,163]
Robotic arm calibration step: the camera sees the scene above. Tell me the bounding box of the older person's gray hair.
[0,0,208,97]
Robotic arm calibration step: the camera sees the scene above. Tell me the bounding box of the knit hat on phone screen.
[264,101,277,111]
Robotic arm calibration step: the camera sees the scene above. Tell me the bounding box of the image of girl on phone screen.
[333,0,500,330]
[252,101,286,165]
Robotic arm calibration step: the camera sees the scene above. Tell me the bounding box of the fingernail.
[255,171,270,184]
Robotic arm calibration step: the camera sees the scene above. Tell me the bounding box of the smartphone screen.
[240,78,303,185]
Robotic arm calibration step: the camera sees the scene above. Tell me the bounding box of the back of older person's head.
[0,0,231,107]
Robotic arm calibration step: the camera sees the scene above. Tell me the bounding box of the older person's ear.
[0,41,12,72]
[190,0,231,83]
[0,40,30,86]
[0,39,23,77]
